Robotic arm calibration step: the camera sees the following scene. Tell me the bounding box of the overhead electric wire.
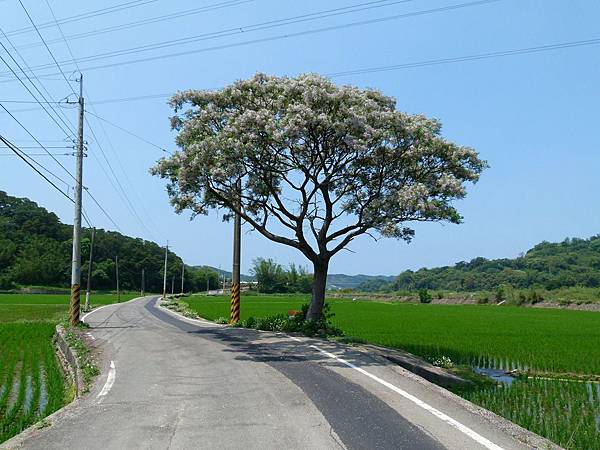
[0,39,76,138]
[326,37,600,77]
[17,0,77,94]
[0,133,74,203]
[85,109,171,154]
[0,152,72,156]
[42,0,155,239]
[0,101,76,181]
[84,188,121,232]
[0,0,500,78]
[2,0,160,39]
[12,0,256,52]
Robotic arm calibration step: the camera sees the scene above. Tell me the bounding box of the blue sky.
[1,0,599,275]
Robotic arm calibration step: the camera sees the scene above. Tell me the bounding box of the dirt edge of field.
[327,293,600,312]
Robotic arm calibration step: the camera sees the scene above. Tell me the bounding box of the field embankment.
[183,293,600,450]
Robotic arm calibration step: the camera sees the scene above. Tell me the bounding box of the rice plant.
[0,323,65,443]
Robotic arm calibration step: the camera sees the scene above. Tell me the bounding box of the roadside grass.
[183,294,600,449]
[0,292,136,443]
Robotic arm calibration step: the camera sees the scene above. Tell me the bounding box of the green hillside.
[367,236,600,292]
[0,191,219,292]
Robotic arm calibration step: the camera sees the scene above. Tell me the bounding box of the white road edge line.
[81,296,146,323]
[81,303,114,323]
[97,360,116,399]
[288,335,505,450]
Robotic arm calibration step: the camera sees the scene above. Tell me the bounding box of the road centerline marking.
[292,337,505,450]
[97,360,116,400]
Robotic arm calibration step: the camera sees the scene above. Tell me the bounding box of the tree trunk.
[307,259,329,321]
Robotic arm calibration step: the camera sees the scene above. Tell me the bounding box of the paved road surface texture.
[4,296,547,450]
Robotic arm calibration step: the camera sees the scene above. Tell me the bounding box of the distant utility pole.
[69,74,85,326]
[180,261,185,294]
[141,268,145,297]
[84,227,95,311]
[171,275,175,295]
[162,242,168,299]
[115,255,120,302]
[206,277,209,294]
[230,179,241,324]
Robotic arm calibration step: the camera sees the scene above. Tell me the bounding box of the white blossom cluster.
[152,73,486,254]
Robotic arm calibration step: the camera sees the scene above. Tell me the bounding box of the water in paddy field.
[463,371,600,449]
[473,367,516,385]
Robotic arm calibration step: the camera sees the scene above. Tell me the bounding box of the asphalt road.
[5,296,540,450]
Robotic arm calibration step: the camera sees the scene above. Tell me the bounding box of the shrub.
[418,289,432,303]
[215,317,229,324]
[495,285,506,303]
[235,302,342,337]
[477,296,489,305]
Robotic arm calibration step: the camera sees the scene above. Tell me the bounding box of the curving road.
[5,296,544,450]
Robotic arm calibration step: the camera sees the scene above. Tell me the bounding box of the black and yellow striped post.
[230,179,242,324]
[70,283,81,326]
[230,282,240,324]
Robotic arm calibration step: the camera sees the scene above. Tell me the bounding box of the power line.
[42,0,161,241]
[85,109,171,154]
[326,38,600,77]
[0,153,72,156]
[0,38,76,137]
[0,0,500,77]
[0,133,74,203]
[2,0,160,38]
[0,101,76,181]
[84,114,158,241]
[85,188,121,232]
[17,0,77,95]
[12,0,256,52]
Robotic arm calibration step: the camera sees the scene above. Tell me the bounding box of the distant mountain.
[390,235,600,292]
[196,266,395,290]
[326,273,395,290]
[200,266,255,283]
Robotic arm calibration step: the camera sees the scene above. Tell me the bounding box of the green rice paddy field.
[184,294,600,450]
[0,293,135,443]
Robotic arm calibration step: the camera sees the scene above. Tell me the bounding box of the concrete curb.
[356,343,472,388]
[54,325,85,396]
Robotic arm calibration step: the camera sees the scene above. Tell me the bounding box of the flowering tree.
[152,73,486,320]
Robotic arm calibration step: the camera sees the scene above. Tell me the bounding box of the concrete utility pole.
[171,275,175,295]
[115,255,120,302]
[230,179,241,324]
[69,74,84,326]
[206,277,209,294]
[181,262,185,294]
[162,242,168,299]
[84,227,95,312]
[141,268,145,297]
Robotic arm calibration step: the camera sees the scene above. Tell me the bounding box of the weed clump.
[236,303,342,337]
